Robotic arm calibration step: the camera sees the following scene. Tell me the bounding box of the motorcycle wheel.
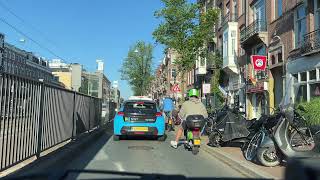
[192,146,199,155]
[257,148,280,167]
[208,132,221,147]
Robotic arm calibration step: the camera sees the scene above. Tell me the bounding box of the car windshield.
[2,0,318,180]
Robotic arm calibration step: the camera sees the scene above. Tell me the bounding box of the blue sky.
[0,0,165,99]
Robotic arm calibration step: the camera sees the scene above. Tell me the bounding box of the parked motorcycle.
[246,77,320,167]
[183,115,205,155]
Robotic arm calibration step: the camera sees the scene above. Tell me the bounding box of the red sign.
[251,55,267,71]
[172,84,181,92]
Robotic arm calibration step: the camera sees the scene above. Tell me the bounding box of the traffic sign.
[172,84,181,92]
[202,83,211,94]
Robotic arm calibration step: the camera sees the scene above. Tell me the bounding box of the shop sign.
[251,55,267,71]
[202,83,211,94]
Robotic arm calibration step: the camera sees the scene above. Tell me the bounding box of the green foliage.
[207,51,224,102]
[153,0,219,72]
[297,97,320,125]
[120,41,154,96]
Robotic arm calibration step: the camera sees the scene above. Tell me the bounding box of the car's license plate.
[132,127,148,131]
[194,139,201,145]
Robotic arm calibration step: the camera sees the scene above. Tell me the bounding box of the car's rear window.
[124,101,157,114]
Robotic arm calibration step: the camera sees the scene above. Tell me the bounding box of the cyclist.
[162,96,174,129]
[170,89,208,148]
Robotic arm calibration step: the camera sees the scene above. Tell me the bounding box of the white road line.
[114,162,125,172]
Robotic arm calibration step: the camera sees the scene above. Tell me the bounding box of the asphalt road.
[50,130,246,179]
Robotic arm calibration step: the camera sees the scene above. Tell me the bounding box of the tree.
[120,41,154,96]
[153,0,219,72]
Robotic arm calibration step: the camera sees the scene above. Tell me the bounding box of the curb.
[200,137,277,179]
[5,124,111,178]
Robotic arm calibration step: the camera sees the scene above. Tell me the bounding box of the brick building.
[287,0,320,103]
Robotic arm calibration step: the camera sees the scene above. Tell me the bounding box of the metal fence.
[0,72,102,171]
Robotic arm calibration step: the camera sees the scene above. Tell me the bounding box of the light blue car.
[113,99,165,141]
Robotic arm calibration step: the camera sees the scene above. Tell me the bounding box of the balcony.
[220,13,238,27]
[240,20,267,46]
[301,29,320,56]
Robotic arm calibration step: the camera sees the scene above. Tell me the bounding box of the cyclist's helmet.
[188,89,199,98]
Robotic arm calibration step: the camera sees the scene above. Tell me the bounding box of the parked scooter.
[248,78,320,167]
[183,115,205,155]
[254,107,320,167]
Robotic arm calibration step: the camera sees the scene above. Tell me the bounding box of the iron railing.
[0,72,102,171]
[240,20,267,42]
[301,29,320,55]
[220,13,238,27]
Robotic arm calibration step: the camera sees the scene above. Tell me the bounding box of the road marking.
[114,162,125,172]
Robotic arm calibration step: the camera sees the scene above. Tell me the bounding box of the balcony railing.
[240,20,267,42]
[220,13,238,27]
[301,29,320,55]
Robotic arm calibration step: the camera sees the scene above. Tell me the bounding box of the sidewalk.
[201,136,285,179]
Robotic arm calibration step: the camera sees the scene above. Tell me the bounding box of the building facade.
[0,33,56,84]
[287,0,320,104]
[49,59,82,90]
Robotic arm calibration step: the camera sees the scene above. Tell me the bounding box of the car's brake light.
[136,101,144,105]
[155,112,162,117]
[117,111,124,116]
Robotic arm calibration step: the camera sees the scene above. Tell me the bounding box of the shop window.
[309,69,316,81]
[310,83,320,99]
[296,84,307,103]
[300,72,307,82]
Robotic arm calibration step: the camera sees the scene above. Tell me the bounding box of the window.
[271,55,276,65]
[296,84,307,103]
[300,71,307,81]
[223,32,228,58]
[316,0,320,28]
[310,69,317,80]
[232,39,235,55]
[278,52,283,62]
[310,83,320,99]
[275,0,282,18]
[171,68,176,78]
[253,44,266,55]
[240,0,245,15]
[295,5,306,47]
[233,0,238,18]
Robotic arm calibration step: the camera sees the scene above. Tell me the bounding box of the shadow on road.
[7,126,113,179]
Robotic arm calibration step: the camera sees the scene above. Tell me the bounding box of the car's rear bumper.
[114,122,165,136]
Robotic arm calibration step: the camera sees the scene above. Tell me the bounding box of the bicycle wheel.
[290,127,315,151]
[245,130,265,161]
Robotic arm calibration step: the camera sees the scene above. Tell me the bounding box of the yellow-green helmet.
[188,89,199,98]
